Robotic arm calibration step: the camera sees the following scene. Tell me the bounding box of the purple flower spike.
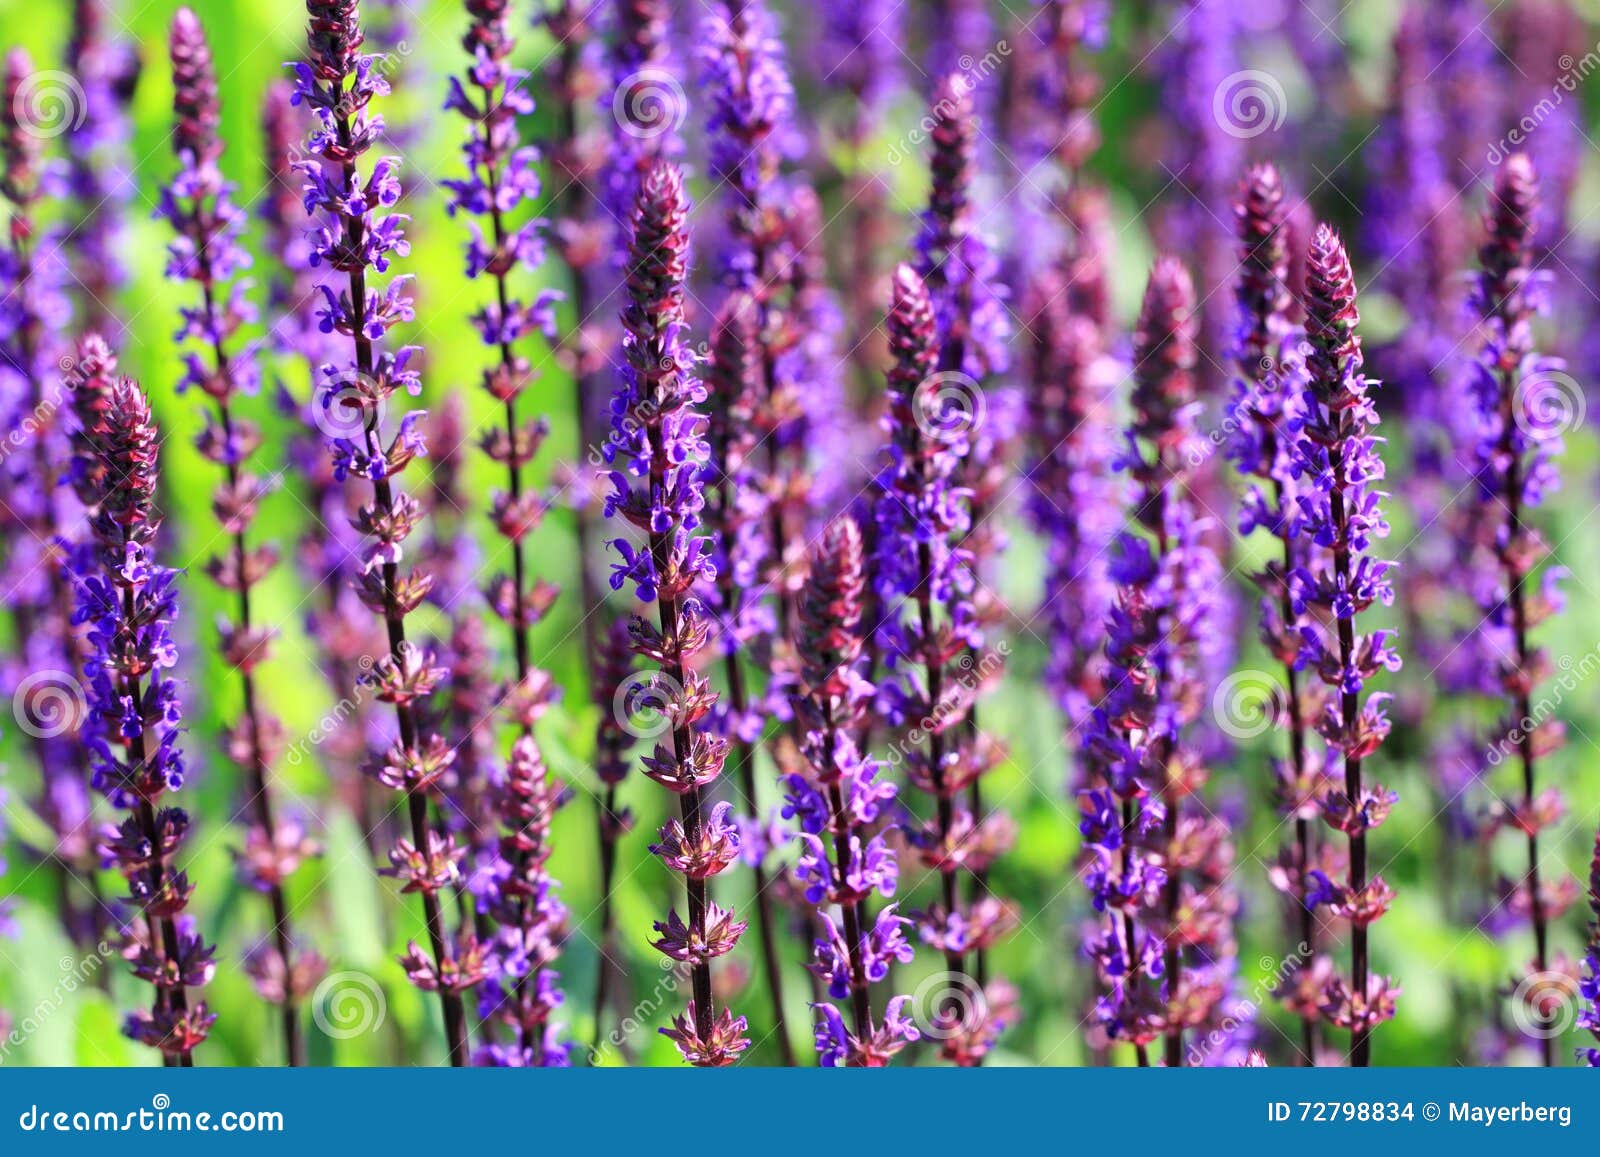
[292,0,475,1066]
[604,160,746,1067]
[875,265,1018,1065]
[1292,225,1401,1067]
[1463,155,1575,1067]
[0,48,97,950]
[908,73,1018,1062]
[1226,164,1332,1063]
[161,9,320,1065]
[698,0,829,1065]
[444,0,571,1068]
[787,517,919,1066]
[71,356,215,1065]
[1081,258,1240,1066]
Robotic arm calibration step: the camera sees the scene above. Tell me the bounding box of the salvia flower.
[72,362,215,1064]
[604,159,746,1066]
[786,517,918,1066]
[161,9,318,1065]
[874,265,1016,1064]
[1291,224,1402,1067]
[291,0,474,1066]
[444,0,571,1067]
[1021,270,1118,751]
[0,47,93,949]
[1461,155,1574,1066]
[1225,163,1330,1063]
[911,72,1017,1057]
[698,0,818,1064]
[1080,257,1238,1066]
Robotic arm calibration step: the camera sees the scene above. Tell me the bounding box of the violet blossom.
[1463,154,1576,1066]
[1080,257,1238,1066]
[161,9,320,1066]
[292,0,476,1066]
[604,159,746,1066]
[786,517,918,1066]
[1225,163,1331,1063]
[1292,224,1402,1067]
[72,351,215,1065]
[443,0,572,1067]
[0,48,94,950]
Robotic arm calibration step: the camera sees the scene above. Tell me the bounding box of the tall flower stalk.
[786,517,918,1066]
[0,49,94,952]
[72,354,215,1066]
[604,159,747,1066]
[874,264,1012,1063]
[587,0,674,1034]
[292,0,474,1066]
[1226,163,1327,1063]
[1465,154,1574,1066]
[1080,258,1234,1067]
[443,0,570,1067]
[1294,224,1401,1067]
[913,74,1015,1023]
[698,0,805,1065]
[161,9,317,1067]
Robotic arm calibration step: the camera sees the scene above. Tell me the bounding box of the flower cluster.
[1461,154,1575,1065]
[875,264,1015,1064]
[1022,268,1117,749]
[1225,163,1332,1061]
[697,0,821,1063]
[162,10,320,1064]
[291,0,474,1066]
[603,159,745,1066]
[1292,225,1401,1066]
[1080,257,1238,1065]
[0,48,88,950]
[444,0,571,1067]
[785,517,918,1066]
[71,351,215,1063]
